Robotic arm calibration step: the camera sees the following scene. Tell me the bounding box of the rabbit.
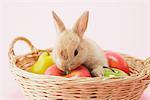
[51,11,108,77]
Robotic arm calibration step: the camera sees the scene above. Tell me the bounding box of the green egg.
[103,68,128,78]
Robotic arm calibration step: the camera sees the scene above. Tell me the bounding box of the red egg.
[65,65,91,78]
[45,64,64,76]
[105,51,130,74]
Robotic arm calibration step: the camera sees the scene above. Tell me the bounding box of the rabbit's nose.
[60,49,68,60]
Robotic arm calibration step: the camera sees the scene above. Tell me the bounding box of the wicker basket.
[8,37,150,100]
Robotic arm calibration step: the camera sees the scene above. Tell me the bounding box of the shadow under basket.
[8,37,150,100]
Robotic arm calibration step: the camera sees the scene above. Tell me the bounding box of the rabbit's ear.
[73,11,89,38]
[52,11,66,32]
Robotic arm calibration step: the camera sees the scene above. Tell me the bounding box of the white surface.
[1,0,150,99]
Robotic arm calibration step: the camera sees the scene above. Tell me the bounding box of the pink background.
[1,0,150,99]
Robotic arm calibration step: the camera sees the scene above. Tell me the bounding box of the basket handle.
[8,37,37,61]
[143,57,150,82]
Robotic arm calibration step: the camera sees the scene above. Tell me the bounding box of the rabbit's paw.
[91,66,104,78]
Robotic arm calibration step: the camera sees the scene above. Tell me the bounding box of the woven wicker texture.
[8,37,150,100]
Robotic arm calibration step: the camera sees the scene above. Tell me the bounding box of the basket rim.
[9,52,148,84]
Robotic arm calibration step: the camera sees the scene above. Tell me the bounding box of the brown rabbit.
[51,11,108,77]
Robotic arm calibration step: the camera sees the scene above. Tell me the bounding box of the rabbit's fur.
[52,11,108,77]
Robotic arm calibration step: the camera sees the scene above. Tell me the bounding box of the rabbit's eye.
[74,49,78,56]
